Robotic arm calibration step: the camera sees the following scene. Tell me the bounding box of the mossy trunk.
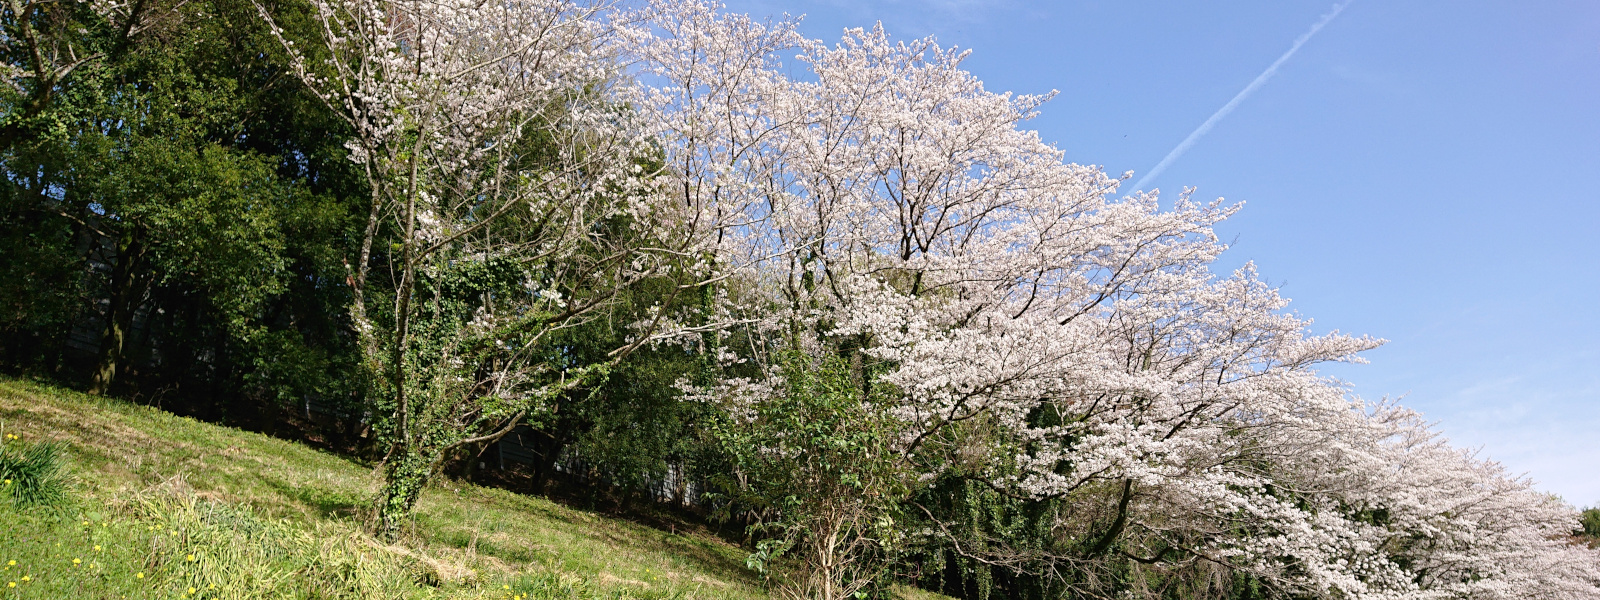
[90,228,150,395]
[374,447,435,541]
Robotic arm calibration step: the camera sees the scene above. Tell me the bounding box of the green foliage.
[517,272,723,497]
[0,437,70,511]
[905,474,1314,600]
[709,350,911,597]
[906,477,1061,600]
[566,344,713,492]
[1580,508,1600,540]
[0,0,363,412]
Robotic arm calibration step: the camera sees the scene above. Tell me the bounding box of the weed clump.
[0,435,71,511]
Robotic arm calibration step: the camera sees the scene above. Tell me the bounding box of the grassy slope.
[0,377,766,599]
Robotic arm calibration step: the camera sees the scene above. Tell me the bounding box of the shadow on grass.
[261,475,367,520]
[423,486,761,589]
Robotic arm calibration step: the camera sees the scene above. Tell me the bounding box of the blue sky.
[715,0,1600,507]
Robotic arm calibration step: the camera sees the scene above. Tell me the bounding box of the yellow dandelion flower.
[94,545,101,551]
[5,560,13,566]
[3,480,9,485]
[135,572,144,579]
[504,584,511,589]
[188,587,196,594]
[72,558,81,565]
[19,575,27,581]
[186,554,196,562]
[81,520,89,526]
[6,581,13,588]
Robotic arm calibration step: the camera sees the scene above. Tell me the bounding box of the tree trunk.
[90,227,149,395]
[1088,479,1134,557]
[374,445,437,542]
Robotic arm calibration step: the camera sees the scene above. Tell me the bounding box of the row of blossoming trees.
[624,5,1599,598]
[57,0,1589,596]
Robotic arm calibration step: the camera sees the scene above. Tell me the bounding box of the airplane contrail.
[1131,1,1353,193]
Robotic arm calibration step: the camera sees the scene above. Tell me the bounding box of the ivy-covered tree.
[258,0,718,538]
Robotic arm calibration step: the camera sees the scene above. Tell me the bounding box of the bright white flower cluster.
[629,1,1600,598]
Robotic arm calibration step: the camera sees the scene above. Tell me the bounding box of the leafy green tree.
[1,0,363,420]
[0,0,132,370]
[539,304,719,502]
[1580,508,1600,547]
[706,351,911,600]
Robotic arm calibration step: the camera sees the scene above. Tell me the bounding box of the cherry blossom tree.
[633,1,1600,597]
[255,0,695,538]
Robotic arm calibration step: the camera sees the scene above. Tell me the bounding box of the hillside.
[0,377,769,599]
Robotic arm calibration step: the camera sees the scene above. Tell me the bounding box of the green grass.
[0,377,768,599]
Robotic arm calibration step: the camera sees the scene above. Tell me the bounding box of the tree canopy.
[1,0,1595,598]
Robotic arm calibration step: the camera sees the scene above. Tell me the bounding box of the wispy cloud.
[1132,1,1353,192]
[1429,372,1600,507]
